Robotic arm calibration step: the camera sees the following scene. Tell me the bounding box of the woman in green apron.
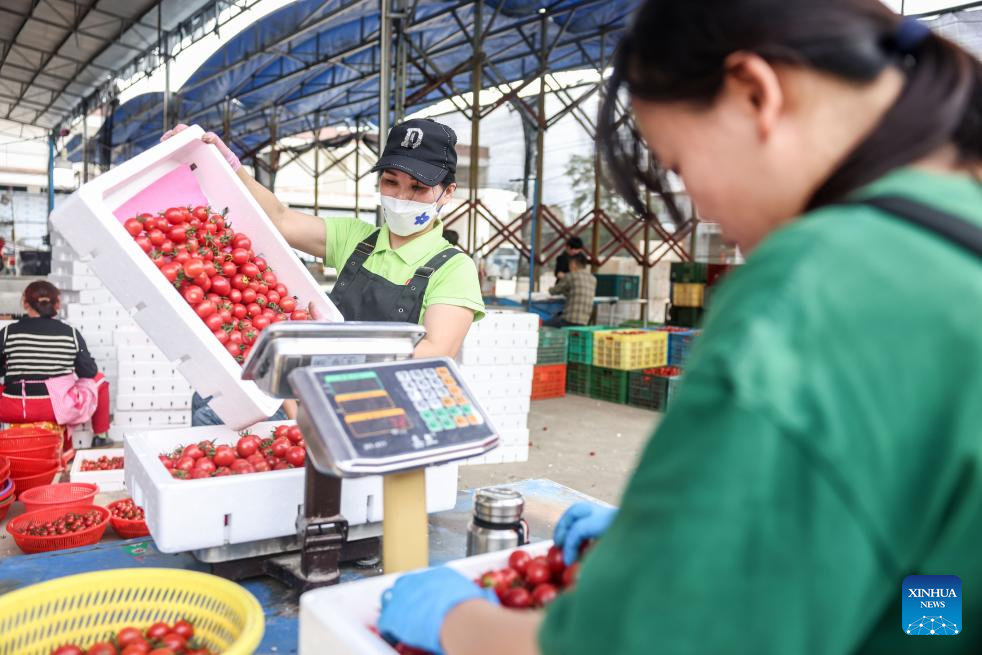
[377,1,982,653]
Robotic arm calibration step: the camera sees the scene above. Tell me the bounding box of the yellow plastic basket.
[593,330,668,370]
[671,283,705,308]
[0,569,264,655]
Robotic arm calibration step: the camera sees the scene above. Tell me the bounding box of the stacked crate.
[564,326,609,396]
[456,310,539,464]
[595,274,640,300]
[668,263,706,328]
[588,330,669,404]
[628,366,683,411]
[49,230,193,445]
[531,328,568,400]
[667,329,701,367]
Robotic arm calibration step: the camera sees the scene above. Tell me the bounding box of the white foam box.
[50,124,344,430]
[50,260,93,277]
[88,345,116,363]
[480,396,531,417]
[80,331,114,347]
[298,541,551,654]
[116,378,193,396]
[64,303,129,323]
[117,345,169,364]
[60,289,114,306]
[48,273,103,291]
[118,362,182,379]
[115,329,154,347]
[70,447,126,491]
[123,421,460,553]
[77,319,128,335]
[112,409,190,428]
[114,393,192,412]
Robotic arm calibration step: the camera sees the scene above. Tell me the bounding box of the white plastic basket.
[50,124,343,429]
[298,541,553,654]
[123,422,459,553]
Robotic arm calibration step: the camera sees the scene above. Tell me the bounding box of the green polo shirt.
[539,167,982,654]
[324,218,485,322]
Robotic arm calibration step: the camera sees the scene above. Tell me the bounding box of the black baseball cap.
[371,118,458,187]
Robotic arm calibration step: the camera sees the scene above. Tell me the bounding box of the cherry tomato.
[164,208,185,225]
[285,446,306,467]
[213,329,229,345]
[182,444,204,460]
[116,627,144,647]
[231,248,250,265]
[52,646,84,655]
[135,236,152,253]
[287,426,303,444]
[291,310,309,321]
[184,285,205,305]
[231,274,250,291]
[159,455,174,469]
[271,437,291,458]
[279,297,297,313]
[236,435,260,458]
[196,301,217,318]
[497,567,520,588]
[561,562,580,589]
[240,262,260,279]
[525,559,551,586]
[168,225,188,244]
[148,650,176,655]
[87,643,118,655]
[159,634,186,652]
[221,261,238,277]
[532,583,559,607]
[508,549,532,575]
[193,272,211,292]
[159,262,181,283]
[175,456,195,472]
[252,460,271,472]
[210,276,231,296]
[121,646,150,655]
[275,425,290,439]
[213,446,236,467]
[230,459,254,475]
[226,342,242,357]
[501,587,532,609]
[262,270,277,286]
[123,218,144,236]
[233,235,252,250]
[183,258,204,278]
[241,288,257,304]
[194,458,217,473]
[204,313,224,332]
[546,545,567,578]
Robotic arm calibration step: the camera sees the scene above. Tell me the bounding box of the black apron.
[857,195,982,258]
[329,229,463,322]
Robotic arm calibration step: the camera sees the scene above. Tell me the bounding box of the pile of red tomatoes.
[122,205,313,364]
[50,619,213,655]
[159,425,306,480]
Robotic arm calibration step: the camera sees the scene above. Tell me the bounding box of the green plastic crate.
[595,274,640,300]
[536,328,569,364]
[566,362,592,395]
[667,305,704,328]
[565,326,609,364]
[588,366,629,404]
[670,262,708,284]
[628,368,682,411]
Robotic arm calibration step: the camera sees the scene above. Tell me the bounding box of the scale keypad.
[397,366,483,433]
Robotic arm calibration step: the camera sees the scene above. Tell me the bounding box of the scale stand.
[231,321,499,590]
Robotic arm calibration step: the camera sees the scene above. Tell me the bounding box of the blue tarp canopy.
[81,0,639,165]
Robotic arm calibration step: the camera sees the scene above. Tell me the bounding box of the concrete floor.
[458,396,661,505]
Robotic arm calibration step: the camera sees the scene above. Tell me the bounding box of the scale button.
[452,393,467,405]
[467,414,483,426]
[437,366,451,376]
[441,397,455,408]
[440,417,456,430]
[425,419,443,432]
[459,404,473,414]
[453,415,469,428]
[396,371,408,381]
[401,379,417,391]
[407,389,422,401]
[414,399,429,412]
[420,409,434,421]
[428,398,443,410]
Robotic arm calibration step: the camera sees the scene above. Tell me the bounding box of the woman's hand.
[554,502,617,565]
[378,567,498,654]
[161,124,241,172]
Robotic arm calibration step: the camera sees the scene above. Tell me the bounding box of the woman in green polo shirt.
[377,1,982,653]
[163,118,484,359]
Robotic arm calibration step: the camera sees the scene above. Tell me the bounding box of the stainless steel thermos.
[466,487,530,556]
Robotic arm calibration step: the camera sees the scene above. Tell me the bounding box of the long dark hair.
[23,280,60,318]
[600,0,982,221]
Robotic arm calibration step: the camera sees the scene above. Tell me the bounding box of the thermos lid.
[474,487,525,523]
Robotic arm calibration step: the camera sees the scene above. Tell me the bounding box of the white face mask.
[380,189,446,237]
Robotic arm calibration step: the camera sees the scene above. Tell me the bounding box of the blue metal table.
[0,479,596,654]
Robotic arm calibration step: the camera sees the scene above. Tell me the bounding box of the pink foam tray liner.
[112,165,210,223]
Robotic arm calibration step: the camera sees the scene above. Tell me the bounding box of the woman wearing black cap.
[163,118,484,358]
[374,1,982,653]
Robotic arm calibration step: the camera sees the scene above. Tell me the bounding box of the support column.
[354,124,362,221]
[47,132,55,223]
[378,0,393,228]
[531,11,548,292]
[468,0,483,253]
[159,3,169,131]
[642,188,652,324]
[313,132,320,217]
[590,32,606,274]
[393,0,408,125]
[81,105,89,183]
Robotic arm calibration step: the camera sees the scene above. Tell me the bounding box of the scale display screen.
[302,359,496,467]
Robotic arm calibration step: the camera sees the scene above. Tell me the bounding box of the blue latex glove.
[377,566,499,654]
[553,502,618,565]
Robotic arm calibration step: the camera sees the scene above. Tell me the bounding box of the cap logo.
[401,127,424,149]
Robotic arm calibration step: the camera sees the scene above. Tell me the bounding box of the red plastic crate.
[531,364,568,400]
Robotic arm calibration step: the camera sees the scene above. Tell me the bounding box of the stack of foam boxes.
[456,310,539,464]
[48,230,193,446]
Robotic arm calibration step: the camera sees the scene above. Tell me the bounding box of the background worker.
[553,237,584,279]
[376,1,982,653]
[544,253,596,327]
[0,281,109,453]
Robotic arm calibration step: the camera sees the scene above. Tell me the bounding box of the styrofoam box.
[72,429,96,450]
[480,396,531,417]
[64,304,129,322]
[459,364,533,385]
[50,124,344,430]
[117,378,193,396]
[299,541,552,654]
[50,260,93,277]
[88,346,116,363]
[112,409,189,427]
[115,329,155,347]
[118,363,181,379]
[123,421,460,553]
[117,346,169,364]
[70,447,126,491]
[48,273,103,291]
[486,413,528,432]
[77,319,129,336]
[115,393,192,412]
[61,289,114,306]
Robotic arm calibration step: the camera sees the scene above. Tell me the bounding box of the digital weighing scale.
[206,322,499,591]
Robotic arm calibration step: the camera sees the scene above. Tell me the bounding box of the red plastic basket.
[0,454,9,482]
[0,428,61,460]
[5,504,110,554]
[11,467,61,497]
[19,482,99,513]
[107,499,151,539]
[0,477,14,504]
[531,364,568,400]
[6,455,61,478]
